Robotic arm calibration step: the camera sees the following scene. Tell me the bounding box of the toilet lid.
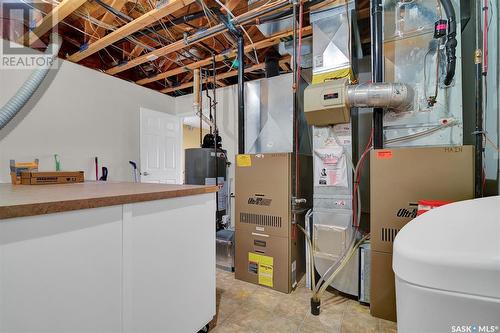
[393,196,500,298]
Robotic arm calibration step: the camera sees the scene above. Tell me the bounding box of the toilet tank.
[393,196,500,332]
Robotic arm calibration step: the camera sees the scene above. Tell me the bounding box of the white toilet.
[393,196,500,333]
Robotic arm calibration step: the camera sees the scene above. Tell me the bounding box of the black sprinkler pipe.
[474,0,484,197]
[371,0,384,149]
[440,0,457,86]
[237,34,245,154]
[136,9,218,38]
[212,54,221,225]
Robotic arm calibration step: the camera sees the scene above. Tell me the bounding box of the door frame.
[139,107,183,184]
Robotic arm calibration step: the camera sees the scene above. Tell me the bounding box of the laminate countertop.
[0,182,218,220]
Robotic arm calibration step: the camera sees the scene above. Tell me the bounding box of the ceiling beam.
[105,0,292,76]
[161,62,265,93]
[20,0,88,46]
[88,0,128,43]
[180,71,194,83]
[129,44,145,58]
[221,0,243,13]
[279,61,289,71]
[67,0,195,63]
[136,26,312,86]
[161,55,290,94]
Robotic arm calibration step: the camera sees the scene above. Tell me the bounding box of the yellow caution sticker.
[237,154,252,167]
[248,253,273,287]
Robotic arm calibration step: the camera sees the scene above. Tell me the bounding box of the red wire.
[353,129,374,229]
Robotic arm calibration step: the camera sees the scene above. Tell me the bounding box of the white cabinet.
[0,193,216,333]
[0,206,123,333]
[123,194,216,333]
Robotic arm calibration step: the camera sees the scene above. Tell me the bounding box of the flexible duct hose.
[0,33,62,130]
[440,0,457,86]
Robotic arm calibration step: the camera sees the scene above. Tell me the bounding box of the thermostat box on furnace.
[20,171,85,185]
[304,79,350,126]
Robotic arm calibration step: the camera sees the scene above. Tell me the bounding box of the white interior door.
[140,108,181,184]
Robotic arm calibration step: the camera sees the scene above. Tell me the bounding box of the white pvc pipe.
[0,33,63,130]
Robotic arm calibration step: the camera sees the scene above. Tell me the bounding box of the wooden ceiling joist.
[67,0,195,63]
[161,55,290,94]
[279,61,289,71]
[105,0,292,76]
[136,26,312,86]
[20,0,88,46]
[9,0,373,96]
[88,0,128,43]
[221,0,244,14]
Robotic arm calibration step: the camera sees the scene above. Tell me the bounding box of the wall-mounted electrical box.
[304,79,350,126]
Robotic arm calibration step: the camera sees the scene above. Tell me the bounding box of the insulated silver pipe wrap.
[346,82,414,112]
[0,33,62,130]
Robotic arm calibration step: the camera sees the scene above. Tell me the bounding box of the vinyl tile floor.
[209,269,397,333]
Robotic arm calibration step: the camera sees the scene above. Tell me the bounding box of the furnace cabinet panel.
[370,145,474,322]
[234,153,312,293]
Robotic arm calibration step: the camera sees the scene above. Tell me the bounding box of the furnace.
[234,153,312,293]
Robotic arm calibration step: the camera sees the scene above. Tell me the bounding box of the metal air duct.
[346,82,414,112]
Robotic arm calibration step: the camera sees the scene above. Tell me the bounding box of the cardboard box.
[20,171,84,185]
[370,146,474,321]
[10,159,39,184]
[234,153,312,293]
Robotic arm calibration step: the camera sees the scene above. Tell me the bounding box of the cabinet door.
[0,206,123,333]
[123,194,216,333]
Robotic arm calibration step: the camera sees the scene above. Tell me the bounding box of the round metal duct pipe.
[346,82,414,112]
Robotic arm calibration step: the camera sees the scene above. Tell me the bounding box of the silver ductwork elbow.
[346,82,414,112]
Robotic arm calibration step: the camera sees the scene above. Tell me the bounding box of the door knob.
[143,171,150,176]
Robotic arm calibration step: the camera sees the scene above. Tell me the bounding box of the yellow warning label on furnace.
[237,154,252,167]
[248,253,274,287]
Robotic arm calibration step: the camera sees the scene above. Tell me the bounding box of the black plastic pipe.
[212,54,221,224]
[440,0,457,86]
[474,0,483,197]
[237,35,245,154]
[135,9,217,38]
[292,1,298,199]
[371,0,384,149]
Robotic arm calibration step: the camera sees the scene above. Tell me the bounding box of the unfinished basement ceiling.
[5,0,371,96]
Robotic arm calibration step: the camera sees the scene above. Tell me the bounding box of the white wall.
[0,56,175,183]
